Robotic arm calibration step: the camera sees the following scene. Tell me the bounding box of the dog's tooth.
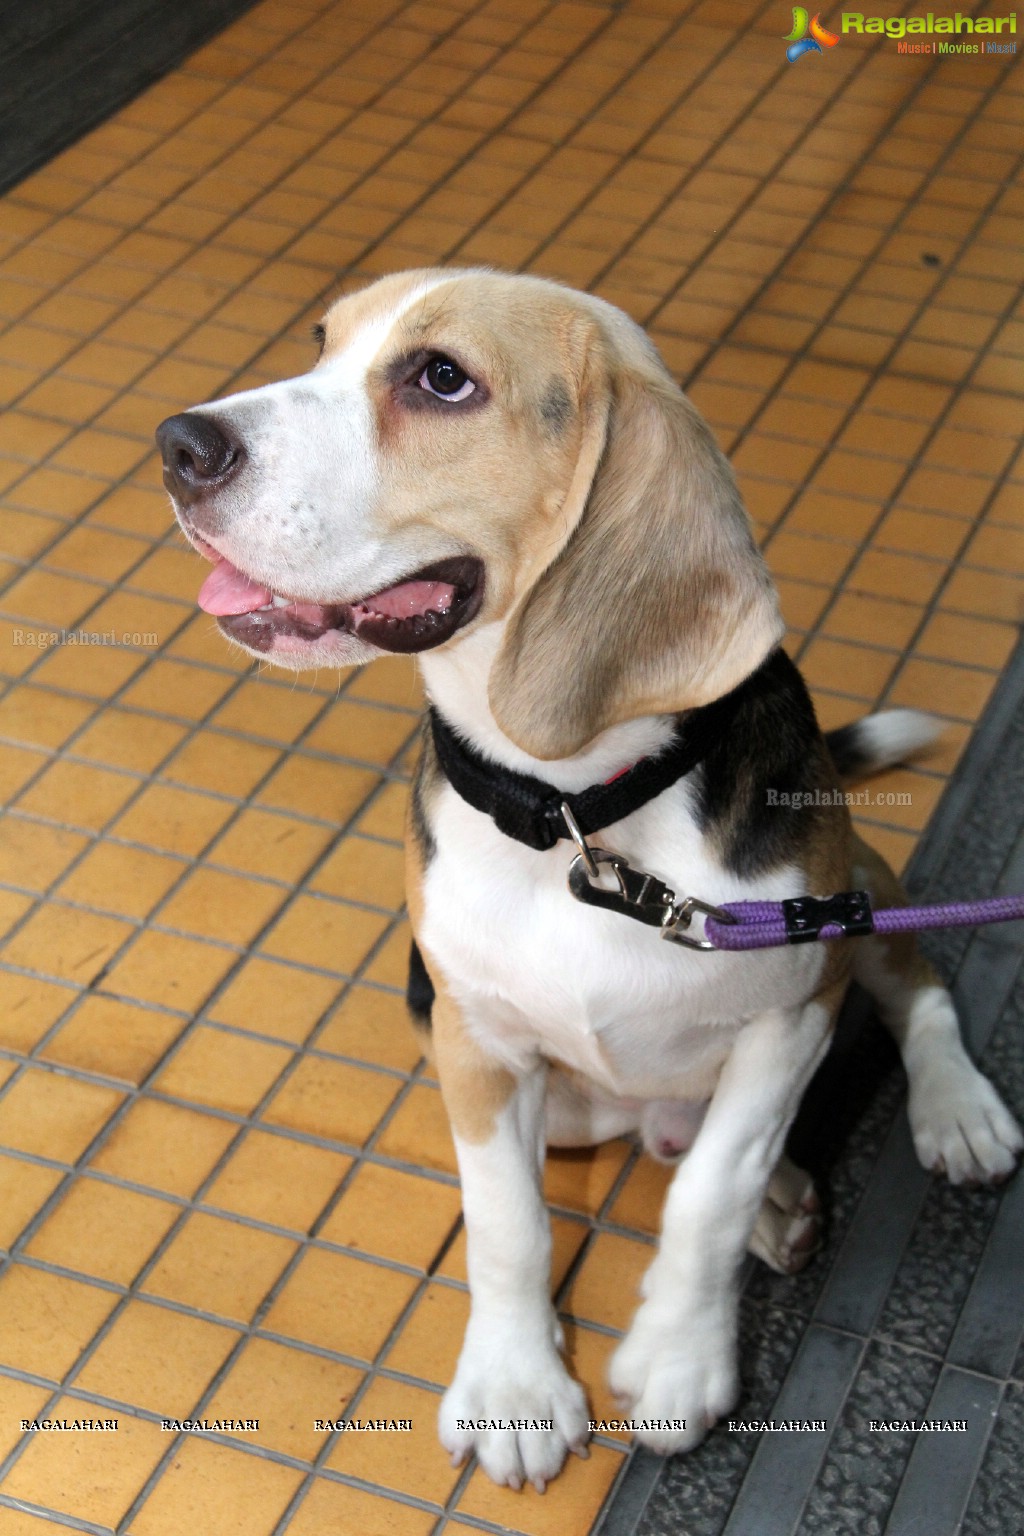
[271,594,290,608]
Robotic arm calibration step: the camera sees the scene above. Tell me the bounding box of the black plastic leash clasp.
[782,889,874,944]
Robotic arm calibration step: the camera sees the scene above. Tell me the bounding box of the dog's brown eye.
[419,356,475,401]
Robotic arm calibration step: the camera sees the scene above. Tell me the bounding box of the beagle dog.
[157,268,1022,1493]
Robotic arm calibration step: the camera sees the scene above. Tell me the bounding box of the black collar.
[429,657,767,852]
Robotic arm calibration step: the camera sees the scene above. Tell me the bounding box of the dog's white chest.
[420,786,826,1098]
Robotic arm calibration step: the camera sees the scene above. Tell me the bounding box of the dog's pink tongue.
[198,558,272,615]
[360,580,455,620]
[196,561,457,626]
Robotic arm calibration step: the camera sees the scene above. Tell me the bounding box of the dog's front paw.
[608,1298,739,1454]
[439,1318,590,1491]
[909,1056,1023,1185]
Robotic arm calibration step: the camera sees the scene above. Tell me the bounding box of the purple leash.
[705,891,1024,952]
[560,806,1024,954]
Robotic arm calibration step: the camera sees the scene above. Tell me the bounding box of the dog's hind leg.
[544,1067,643,1147]
[550,1075,823,1272]
[851,835,1022,1184]
[549,1087,710,1161]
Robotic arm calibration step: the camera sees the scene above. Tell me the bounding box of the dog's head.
[157,267,781,757]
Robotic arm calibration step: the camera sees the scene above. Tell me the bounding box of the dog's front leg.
[432,991,590,1491]
[610,987,840,1455]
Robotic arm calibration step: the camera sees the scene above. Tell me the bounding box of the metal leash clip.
[662,895,738,950]
[561,803,736,950]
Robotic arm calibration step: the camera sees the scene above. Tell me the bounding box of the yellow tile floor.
[0,0,1021,1531]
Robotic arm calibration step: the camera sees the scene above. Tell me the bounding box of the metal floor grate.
[598,634,1024,1536]
[0,0,260,195]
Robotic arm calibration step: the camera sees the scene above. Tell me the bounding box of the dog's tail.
[825,709,942,780]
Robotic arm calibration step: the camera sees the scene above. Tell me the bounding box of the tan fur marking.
[404,812,426,928]
[809,972,850,1029]
[404,759,517,1145]
[431,985,518,1146]
[787,768,855,993]
[850,831,939,989]
[321,272,611,639]
[314,267,781,763]
[403,794,433,1055]
[318,269,450,362]
[801,776,853,897]
[488,335,783,758]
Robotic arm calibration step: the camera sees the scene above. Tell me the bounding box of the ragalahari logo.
[785,8,841,59]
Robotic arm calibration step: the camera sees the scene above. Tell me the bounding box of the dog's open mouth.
[196,553,485,655]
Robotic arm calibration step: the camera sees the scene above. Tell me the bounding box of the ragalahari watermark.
[10,627,159,650]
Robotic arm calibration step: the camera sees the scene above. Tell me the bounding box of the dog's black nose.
[156,412,242,497]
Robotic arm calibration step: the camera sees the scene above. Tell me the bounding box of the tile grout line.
[0,902,431,1514]
[1,7,693,1520]
[0,613,363,1095]
[0,3,1021,1533]
[0,0,410,347]
[0,684,448,1504]
[0,0,474,620]
[0,0,662,1047]
[0,0,627,571]
[0,0,531,662]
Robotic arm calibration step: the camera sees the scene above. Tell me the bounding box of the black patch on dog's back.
[693,650,835,879]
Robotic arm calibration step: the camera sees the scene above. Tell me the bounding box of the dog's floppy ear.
[489,342,783,760]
